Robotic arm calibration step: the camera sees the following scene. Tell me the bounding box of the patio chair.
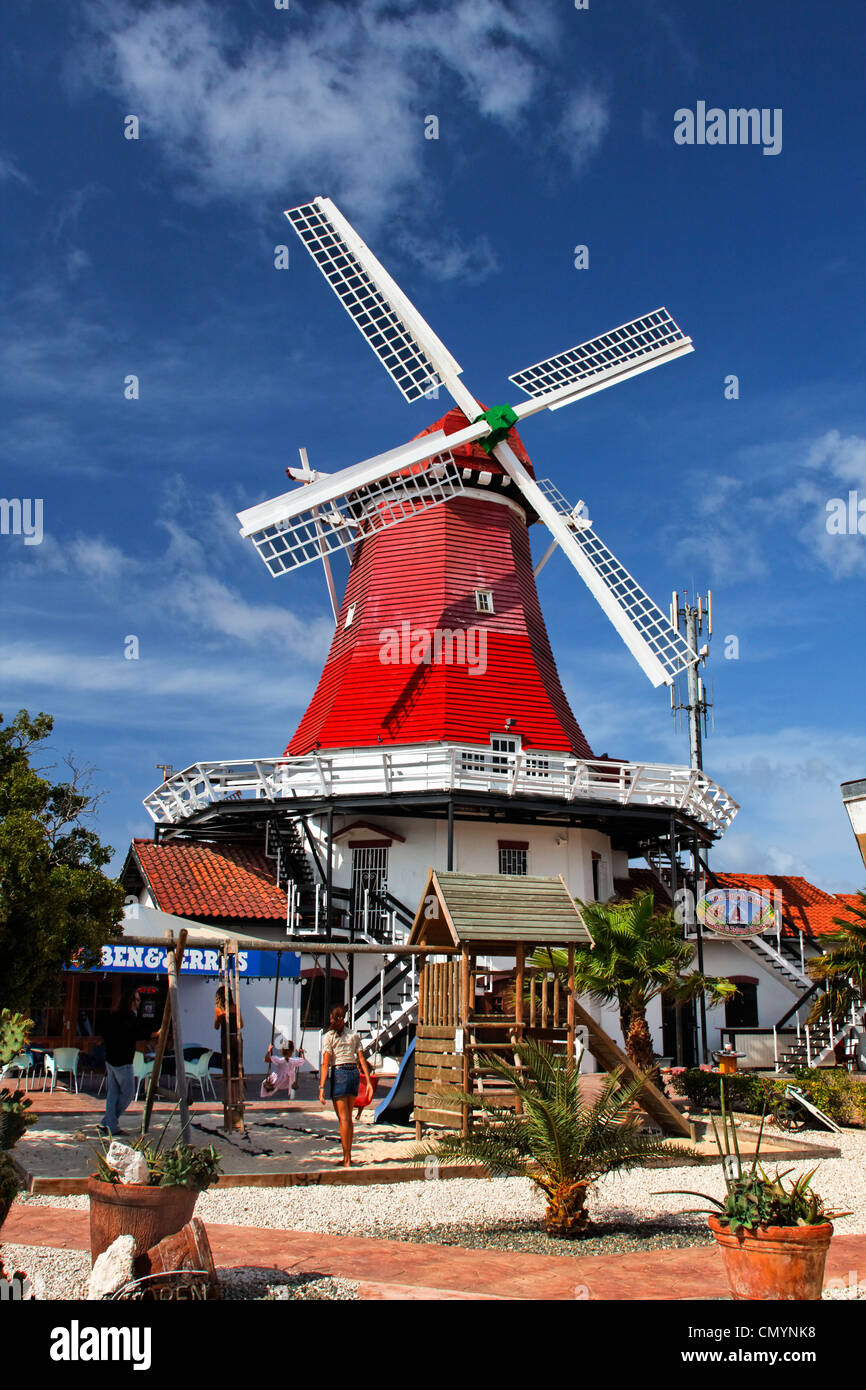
[0,1051,34,1090]
[133,1051,154,1101]
[82,1044,106,1094]
[45,1047,81,1093]
[184,1050,216,1101]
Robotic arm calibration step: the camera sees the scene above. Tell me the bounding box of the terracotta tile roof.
[617,869,860,938]
[129,839,286,922]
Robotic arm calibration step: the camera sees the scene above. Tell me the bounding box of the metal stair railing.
[732,932,813,992]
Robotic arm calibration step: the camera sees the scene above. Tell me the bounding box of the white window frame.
[475,589,494,614]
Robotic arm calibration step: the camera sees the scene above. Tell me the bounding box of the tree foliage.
[0,710,125,1012]
[532,889,736,1071]
[807,890,866,1026]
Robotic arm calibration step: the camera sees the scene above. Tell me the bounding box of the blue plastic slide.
[373,1037,416,1125]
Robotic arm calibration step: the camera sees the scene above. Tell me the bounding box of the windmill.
[237,195,699,690]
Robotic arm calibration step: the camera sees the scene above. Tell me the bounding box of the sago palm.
[532,889,736,1073]
[807,889,866,1026]
[421,1037,690,1237]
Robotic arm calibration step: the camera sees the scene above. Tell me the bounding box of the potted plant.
[661,1080,849,1300]
[88,1115,222,1263]
[0,1012,37,1230]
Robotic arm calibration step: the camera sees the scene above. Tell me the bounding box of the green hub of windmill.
[473,404,519,456]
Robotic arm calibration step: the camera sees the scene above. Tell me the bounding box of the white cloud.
[395,230,499,284]
[0,152,34,189]
[781,429,866,578]
[557,89,610,173]
[75,0,603,260]
[703,725,866,892]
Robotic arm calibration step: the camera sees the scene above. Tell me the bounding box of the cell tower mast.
[670,591,713,770]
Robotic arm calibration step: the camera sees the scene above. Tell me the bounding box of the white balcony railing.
[142,743,739,836]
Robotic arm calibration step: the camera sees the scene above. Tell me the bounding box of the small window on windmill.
[344,602,356,629]
[475,589,494,614]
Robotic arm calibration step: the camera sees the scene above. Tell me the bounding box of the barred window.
[499,847,528,876]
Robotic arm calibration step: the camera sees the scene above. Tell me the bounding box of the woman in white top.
[319,1005,374,1167]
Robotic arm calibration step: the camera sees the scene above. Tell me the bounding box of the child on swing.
[260,1037,305,1100]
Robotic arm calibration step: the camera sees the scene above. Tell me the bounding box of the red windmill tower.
[144,199,738,1061]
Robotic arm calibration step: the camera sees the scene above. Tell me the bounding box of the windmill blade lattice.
[509,309,691,407]
[247,451,463,578]
[535,479,699,682]
[286,198,463,403]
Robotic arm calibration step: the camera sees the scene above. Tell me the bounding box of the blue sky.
[1,0,864,888]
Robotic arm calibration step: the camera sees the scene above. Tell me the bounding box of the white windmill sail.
[239,448,464,579]
[529,480,699,684]
[265,196,700,686]
[285,197,464,403]
[508,309,693,417]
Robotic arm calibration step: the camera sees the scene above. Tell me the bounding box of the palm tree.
[533,889,736,1073]
[422,1037,690,1237]
[807,889,866,1026]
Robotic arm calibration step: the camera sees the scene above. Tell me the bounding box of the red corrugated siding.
[288,489,593,757]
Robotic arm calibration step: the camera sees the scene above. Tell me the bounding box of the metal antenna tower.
[670,590,713,771]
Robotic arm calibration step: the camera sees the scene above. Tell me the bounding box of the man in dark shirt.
[99,987,152,1136]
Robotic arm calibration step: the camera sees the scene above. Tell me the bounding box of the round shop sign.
[696,888,775,936]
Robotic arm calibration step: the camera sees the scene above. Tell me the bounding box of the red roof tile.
[130,839,285,921]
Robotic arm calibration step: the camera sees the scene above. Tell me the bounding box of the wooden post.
[166,941,190,1133]
[460,948,470,1136]
[567,944,575,1074]
[142,930,188,1135]
[514,944,525,1116]
[220,943,245,1134]
[515,945,524,1040]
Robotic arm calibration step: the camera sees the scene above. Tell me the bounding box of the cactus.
[0,1010,33,1068]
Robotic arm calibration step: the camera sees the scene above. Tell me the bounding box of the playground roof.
[408,870,593,951]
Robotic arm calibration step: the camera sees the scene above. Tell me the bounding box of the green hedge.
[677,1066,866,1126]
[678,1069,779,1114]
[790,1068,866,1126]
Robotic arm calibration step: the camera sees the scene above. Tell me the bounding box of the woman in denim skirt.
[319,1005,375,1167]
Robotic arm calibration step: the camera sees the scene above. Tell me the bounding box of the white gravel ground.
[6,1131,866,1298]
[12,1128,866,1237]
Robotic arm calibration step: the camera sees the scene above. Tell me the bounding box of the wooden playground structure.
[130,871,691,1141]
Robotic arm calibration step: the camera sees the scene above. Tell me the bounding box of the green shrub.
[791,1068,866,1127]
[678,1069,782,1114]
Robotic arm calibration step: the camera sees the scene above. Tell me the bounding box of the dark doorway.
[661,994,698,1066]
[725,981,759,1030]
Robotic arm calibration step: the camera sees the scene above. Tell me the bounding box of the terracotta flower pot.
[88,1175,198,1265]
[135,1216,220,1297]
[708,1215,834,1301]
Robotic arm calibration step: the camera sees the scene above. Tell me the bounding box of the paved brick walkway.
[5,1204,866,1300]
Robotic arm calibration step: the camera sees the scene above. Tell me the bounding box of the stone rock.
[105,1141,149,1185]
[87,1234,136,1300]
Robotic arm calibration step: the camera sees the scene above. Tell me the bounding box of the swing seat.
[354,1076,380,1113]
